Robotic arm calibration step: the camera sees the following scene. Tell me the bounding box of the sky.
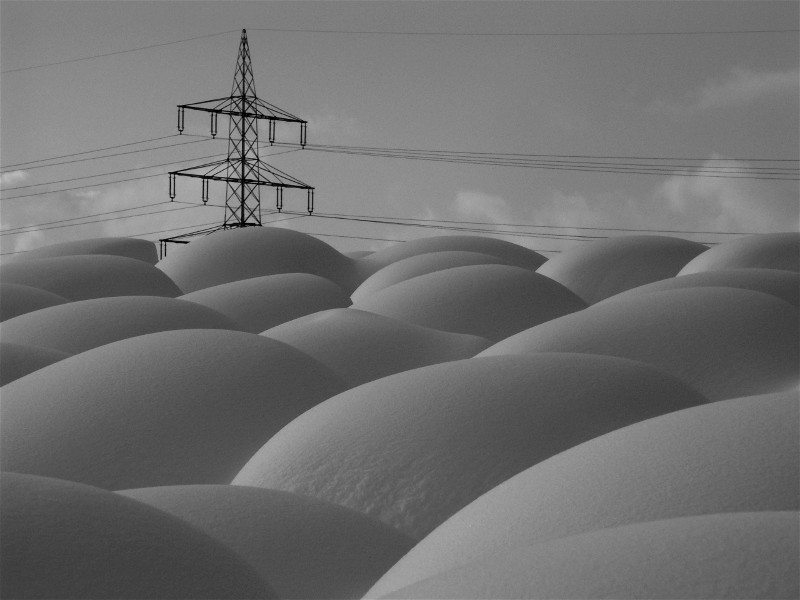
[1,0,798,257]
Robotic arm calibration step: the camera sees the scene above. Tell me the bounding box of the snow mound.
[351,250,514,302]
[181,273,350,333]
[601,267,800,306]
[118,484,415,599]
[12,236,159,264]
[360,235,547,272]
[353,264,587,341]
[366,390,798,597]
[0,296,241,354]
[679,232,799,274]
[232,353,704,539]
[480,286,798,401]
[0,254,182,300]
[535,235,708,304]
[263,308,491,387]
[157,226,361,293]
[0,283,68,321]
[0,329,346,490]
[0,342,71,386]
[1,473,275,599]
[379,512,799,599]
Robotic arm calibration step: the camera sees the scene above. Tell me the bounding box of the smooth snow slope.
[1,329,346,489]
[480,286,799,401]
[1,473,275,599]
[233,353,704,539]
[0,254,182,300]
[0,342,71,386]
[0,283,68,321]
[678,231,799,274]
[180,273,351,333]
[0,295,241,354]
[367,390,799,597]
[118,485,415,599]
[11,236,159,264]
[380,512,799,599]
[263,308,491,387]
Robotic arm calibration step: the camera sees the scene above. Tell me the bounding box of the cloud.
[305,108,362,144]
[454,191,512,225]
[0,170,29,187]
[648,67,799,115]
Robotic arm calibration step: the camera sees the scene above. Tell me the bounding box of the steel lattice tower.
[161,29,313,255]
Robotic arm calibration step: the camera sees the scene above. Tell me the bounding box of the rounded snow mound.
[0,283,68,321]
[0,296,241,355]
[0,254,182,300]
[351,250,514,302]
[353,264,587,341]
[118,484,415,600]
[181,273,350,334]
[263,308,491,387]
[480,286,798,401]
[535,235,708,304]
[157,226,360,293]
[13,236,158,264]
[360,235,547,272]
[0,342,71,386]
[0,329,346,490]
[602,267,799,306]
[678,231,800,275]
[1,473,275,599]
[233,353,704,539]
[367,390,798,597]
[379,512,799,600]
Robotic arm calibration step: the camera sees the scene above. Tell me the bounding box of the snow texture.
[232,353,705,539]
[0,342,71,386]
[118,485,415,599]
[11,236,159,264]
[678,231,799,274]
[367,391,799,597]
[0,282,69,321]
[1,473,276,599]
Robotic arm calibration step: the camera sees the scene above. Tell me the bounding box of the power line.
[250,27,799,37]
[1,31,238,74]
[0,134,210,170]
[0,201,167,234]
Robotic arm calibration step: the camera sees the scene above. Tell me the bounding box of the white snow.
[263,308,490,387]
[232,353,705,539]
[0,254,182,300]
[0,342,71,386]
[12,236,159,264]
[0,329,346,489]
[118,484,415,599]
[180,273,351,333]
[0,295,241,354]
[535,235,708,304]
[378,512,799,599]
[678,231,799,274]
[352,264,587,341]
[366,390,799,597]
[480,286,799,401]
[1,473,275,599]
[0,282,68,321]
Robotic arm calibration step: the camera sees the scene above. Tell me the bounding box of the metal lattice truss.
[168,29,313,231]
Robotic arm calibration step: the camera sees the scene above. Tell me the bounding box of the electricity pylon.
[160,29,313,256]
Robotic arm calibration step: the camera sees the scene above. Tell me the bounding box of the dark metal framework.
[160,29,313,257]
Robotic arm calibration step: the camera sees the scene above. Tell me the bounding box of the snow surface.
[11,236,159,264]
[379,512,799,599]
[367,390,799,596]
[600,267,800,306]
[353,264,587,341]
[180,273,351,333]
[350,250,514,302]
[263,308,491,386]
[0,254,182,300]
[535,234,708,304]
[678,231,800,274]
[0,329,346,489]
[118,485,415,599]
[480,286,799,401]
[0,282,68,321]
[232,353,705,539]
[0,295,241,354]
[1,473,275,599]
[1,229,797,598]
[0,342,71,386]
